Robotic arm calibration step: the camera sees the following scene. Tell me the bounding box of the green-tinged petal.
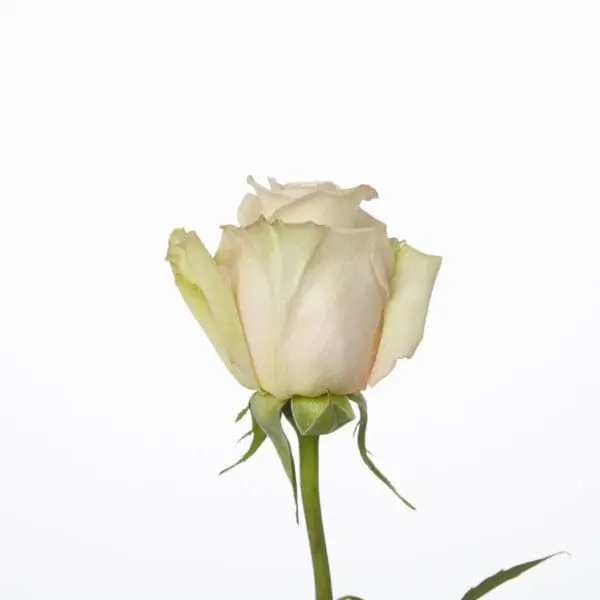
[250,392,299,521]
[166,228,258,389]
[461,552,567,600]
[291,394,355,436]
[219,412,267,475]
[349,393,415,510]
[368,239,442,386]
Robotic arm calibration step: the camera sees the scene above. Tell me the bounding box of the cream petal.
[238,177,370,227]
[267,177,284,190]
[237,193,264,228]
[270,184,378,228]
[217,221,329,397]
[217,221,389,399]
[280,225,389,397]
[237,176,299,226]
[368,240,442,386]
[355,208,387,230]
[370,230,395,295]
[273,179,339,192]
[166,228,258,389]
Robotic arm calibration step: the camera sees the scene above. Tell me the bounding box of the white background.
[1,2,598,599]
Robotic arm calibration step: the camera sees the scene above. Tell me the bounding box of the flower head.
[167,177,441,400]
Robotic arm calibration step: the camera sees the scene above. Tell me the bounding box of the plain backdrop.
[1,2,598,599]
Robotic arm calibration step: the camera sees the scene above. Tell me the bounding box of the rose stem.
[298,433,333,600]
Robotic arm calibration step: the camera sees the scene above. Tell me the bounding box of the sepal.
[349,393,416,510]
[250,392,299,522]
[218,404,266,476]
[291,393,355,436]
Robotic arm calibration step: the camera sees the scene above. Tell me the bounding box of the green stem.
[298,434,333,600]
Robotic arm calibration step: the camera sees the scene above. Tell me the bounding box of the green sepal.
[219,411,266,476]
[348,393,416,511]
[250,392,299,522]
[234,403,250,423]
[461,552,567,600]
[237,429,253,443]
[291,393,355,436]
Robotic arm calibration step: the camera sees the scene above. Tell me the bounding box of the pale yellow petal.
[166,228,258,389]
[368,240,442,386]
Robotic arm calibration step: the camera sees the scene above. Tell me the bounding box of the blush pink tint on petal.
[278,226,389,397]
[216,220,391,399]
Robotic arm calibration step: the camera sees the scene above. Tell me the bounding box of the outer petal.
[217,221,391,399]
[166,228,258,389]
[216,221,328,397]
[368,240,442,386]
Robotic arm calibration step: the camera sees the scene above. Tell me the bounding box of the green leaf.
[291,393,355,436]
[218,412,266,476]
[250,392,299,522]
[461,552,567,600]
[348,393,415,510]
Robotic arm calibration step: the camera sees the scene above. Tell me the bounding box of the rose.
[167,176,443,597]
[167,176,441,400]
[166,178,560,600]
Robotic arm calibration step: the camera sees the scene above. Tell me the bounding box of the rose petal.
[238,177,371,227]
[217,221,390,399]
[368,240,442,386]
[237,176,300,226]
[270,184,378,228]
[356,208,387,230]
[166,228,258,389]
[273,179,339,192]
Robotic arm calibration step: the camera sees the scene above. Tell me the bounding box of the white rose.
[167,177,441,400]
